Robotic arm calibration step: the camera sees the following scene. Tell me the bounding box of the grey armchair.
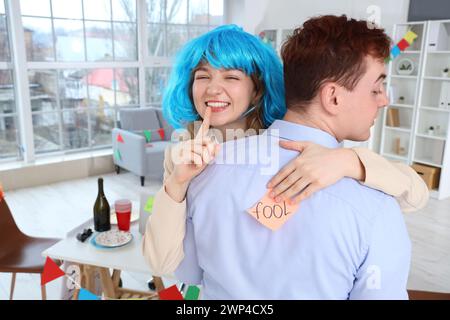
[112,107,174,186]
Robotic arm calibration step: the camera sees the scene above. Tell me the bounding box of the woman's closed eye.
[195,74,210,80]
[225,76,240,80]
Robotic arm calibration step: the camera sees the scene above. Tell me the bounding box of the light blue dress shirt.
[175,120,411,300]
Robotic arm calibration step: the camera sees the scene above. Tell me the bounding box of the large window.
[1,0,224,163]
[20,0,139,155]
[146,0,223,105]
[147,0,223,57]
[0,0,21,161]
[21,0,137,62]
[28,67,138,154]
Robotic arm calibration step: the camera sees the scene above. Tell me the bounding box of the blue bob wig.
[162,24,286,129]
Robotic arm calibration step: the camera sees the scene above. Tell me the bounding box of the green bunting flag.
[144,196,154,213]
[143,130,152,143]
[114,149,122,161]
[184,285,200,300]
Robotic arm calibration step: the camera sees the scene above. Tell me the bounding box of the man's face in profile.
[339,55,389,141]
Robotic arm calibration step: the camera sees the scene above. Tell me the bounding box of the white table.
[42,219,166,299]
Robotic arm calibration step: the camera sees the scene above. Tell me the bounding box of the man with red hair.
[175,15,412,299]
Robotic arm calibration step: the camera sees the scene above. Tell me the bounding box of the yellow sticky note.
[247,190,300,231]
[404,30,418,45]
[144,196,154,213]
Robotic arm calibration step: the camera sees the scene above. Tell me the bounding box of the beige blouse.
[142,145,429,276]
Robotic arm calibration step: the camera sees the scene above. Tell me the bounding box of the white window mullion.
[110,0,115,60]
[48,1,64,150]
[163,0,168,57]
[138,0,147,108]
[49,0,57,61]
[54,70,64,151]
[7,0,35,163]
[187,0,190,38]
[81,0,88,62]
[86,102,92,148]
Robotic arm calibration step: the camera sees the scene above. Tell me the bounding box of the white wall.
[227,0,410,36]
[0,153,115,191]
[226,0,411,151]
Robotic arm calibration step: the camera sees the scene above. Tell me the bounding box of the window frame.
[3,0,224,164]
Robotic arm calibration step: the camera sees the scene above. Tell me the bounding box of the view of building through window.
[0,0,20,161]
[0,0,223,162]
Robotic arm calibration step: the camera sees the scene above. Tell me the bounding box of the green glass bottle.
[93,177,111,232]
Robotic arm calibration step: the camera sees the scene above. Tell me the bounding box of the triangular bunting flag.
[158,285,184,300]
[184,285,200,300]
[78,288,100,300]
[397,38,410,51]
[114,149,122,161]
[157,128,165,140]
[391,45,401,59]
[117,133,124,143]
[41,257,66,285]
[144,196,154,213]
[143,130,152,143]
[404,30,418,45]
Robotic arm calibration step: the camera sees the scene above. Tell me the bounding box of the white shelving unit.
[381,20,450,200]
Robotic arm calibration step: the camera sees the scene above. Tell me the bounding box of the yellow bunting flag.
[404,30,418,45]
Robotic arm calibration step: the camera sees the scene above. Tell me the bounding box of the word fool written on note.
[247,190,300,231]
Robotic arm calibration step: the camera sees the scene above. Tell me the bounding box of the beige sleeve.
[353,147,429,213]
[142,144,187,276]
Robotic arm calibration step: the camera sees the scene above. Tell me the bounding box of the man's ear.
[319,82,341,116]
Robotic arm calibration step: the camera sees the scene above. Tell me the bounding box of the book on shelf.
[386,108,400,127]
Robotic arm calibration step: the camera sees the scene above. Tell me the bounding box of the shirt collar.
[266,120,341,149]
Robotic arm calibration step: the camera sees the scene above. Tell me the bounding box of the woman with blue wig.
[143,25,428,277]
[162,24,285,132]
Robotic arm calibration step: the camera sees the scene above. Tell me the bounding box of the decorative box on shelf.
[411,163,441,190]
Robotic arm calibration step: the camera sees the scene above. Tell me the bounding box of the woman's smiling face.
[192,63,257,128]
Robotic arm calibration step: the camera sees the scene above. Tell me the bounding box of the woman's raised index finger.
[195,107,211,140]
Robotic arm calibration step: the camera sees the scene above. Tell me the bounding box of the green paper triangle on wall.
[114,149,122,161]
[143,130,152,143]
[144,196,154,213]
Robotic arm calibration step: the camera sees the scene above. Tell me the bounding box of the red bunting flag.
[41,257,65,285]
[117,134,124,143]
[397,38,410,51]
[0,183,4,203]
[158,285,184,300]
[157,128,165,140]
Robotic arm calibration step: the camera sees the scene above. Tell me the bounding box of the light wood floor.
[1,171,450,299]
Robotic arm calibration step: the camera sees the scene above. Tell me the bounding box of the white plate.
[94,230,133,248]
[110,201,139,225]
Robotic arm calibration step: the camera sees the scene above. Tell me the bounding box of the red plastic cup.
[115,199,132,232]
